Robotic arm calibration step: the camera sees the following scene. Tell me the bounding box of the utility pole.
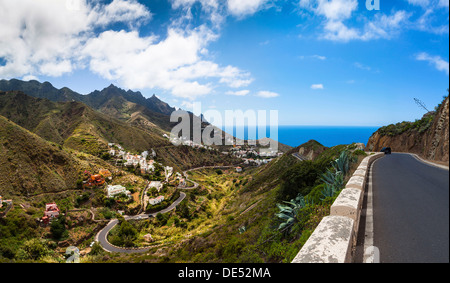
[414,98,430,113]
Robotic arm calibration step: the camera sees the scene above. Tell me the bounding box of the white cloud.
[354,62,371,71]
[226,90,250,96]
[170,0,224,27]
[361,11,411,40]
[256,90,279,98]
[416,52,449,75]
[181,100,195,110]
[0,0,151,78]
[315,0,358,21]
[21,74,39,81]
[83,27,252,99]
[406,0,430,7]
[299,54,327,60]
[311,84,324,90]
[94,0,152,27]
[298,0,411,42]
[438,0,449,7]
[312,55,327,60]
[227,0,270,18]
[405,0,449,8]
[0,0,254,100]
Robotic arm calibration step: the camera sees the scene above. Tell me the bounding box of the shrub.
[277,161,327,201]
[50,216,68,241]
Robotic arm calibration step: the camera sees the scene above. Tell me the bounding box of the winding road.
[96,192,186,253]
[357,153,449,263]
[95,164,240,253]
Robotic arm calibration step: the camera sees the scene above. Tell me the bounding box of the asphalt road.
[368,153,449,263]
[96,192,186,254]
[96,165,234,253]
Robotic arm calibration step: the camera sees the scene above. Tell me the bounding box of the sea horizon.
[222,125,381,148]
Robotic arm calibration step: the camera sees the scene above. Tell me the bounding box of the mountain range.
[0,79,175,132]
[0,78,295,185]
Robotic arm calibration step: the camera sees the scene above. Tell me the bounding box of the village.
[7,135,284,244]
[0,133,285,230]
[168,134,282,166]
[35,142,186,226]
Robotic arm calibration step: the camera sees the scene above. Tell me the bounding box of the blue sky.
[0,0,448,126]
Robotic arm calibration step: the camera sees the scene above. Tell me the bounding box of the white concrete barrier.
[330,188,363,221]
[292,216,354,263]
[292,152,384,263]
[345,175,366,191]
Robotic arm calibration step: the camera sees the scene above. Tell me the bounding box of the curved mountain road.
[357,153,449,263]
[96,192,186,254]
[96,164,242,253]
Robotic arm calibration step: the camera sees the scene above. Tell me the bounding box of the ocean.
[223,125,380,148]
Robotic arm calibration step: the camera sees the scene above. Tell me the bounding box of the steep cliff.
[366,96,449,164]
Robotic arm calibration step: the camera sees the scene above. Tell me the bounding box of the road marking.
[403,153,449,171]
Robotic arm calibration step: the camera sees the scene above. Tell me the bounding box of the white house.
[149,181,163,192]
[107,185,131,198]
[149,196,165,206]
[236,167,243,173]
[124,155,139,167]
[164,166,173,181]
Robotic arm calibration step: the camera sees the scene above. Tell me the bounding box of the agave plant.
[331,150,352,176]
[321,171,344,199]
[320,158,346,200]
[275,194,306,232]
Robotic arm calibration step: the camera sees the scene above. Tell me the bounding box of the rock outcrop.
[366,96,449,164]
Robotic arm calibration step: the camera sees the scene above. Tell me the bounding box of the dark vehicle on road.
[381,147,392,154]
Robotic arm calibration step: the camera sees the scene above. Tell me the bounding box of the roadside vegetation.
[95,143,366,263]
[378,93,449,137]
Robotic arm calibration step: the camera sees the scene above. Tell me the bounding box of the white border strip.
[363,157,380,263]
[396,153,449,171]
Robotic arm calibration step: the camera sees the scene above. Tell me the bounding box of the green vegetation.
[275,194,306,232]
[108,219,139,248]
[50,215,69,240]
[0,81,379,263]
[97,144,363,263]
[378,114,435,136]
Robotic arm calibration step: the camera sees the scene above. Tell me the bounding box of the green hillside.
[0,115,80,196]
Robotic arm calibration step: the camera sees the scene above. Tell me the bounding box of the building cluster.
[149,181,163,192]
[106,185,132,198]
[169,136,216,151]
[108,143,157,174]
[149,196,165,206]
[147,181,165,206]
[41,202,60,225]
[83,171,106,188]
[243,158,273,166]
[224,146,282,166]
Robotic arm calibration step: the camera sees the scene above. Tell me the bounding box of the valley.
[0,79,367,263]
